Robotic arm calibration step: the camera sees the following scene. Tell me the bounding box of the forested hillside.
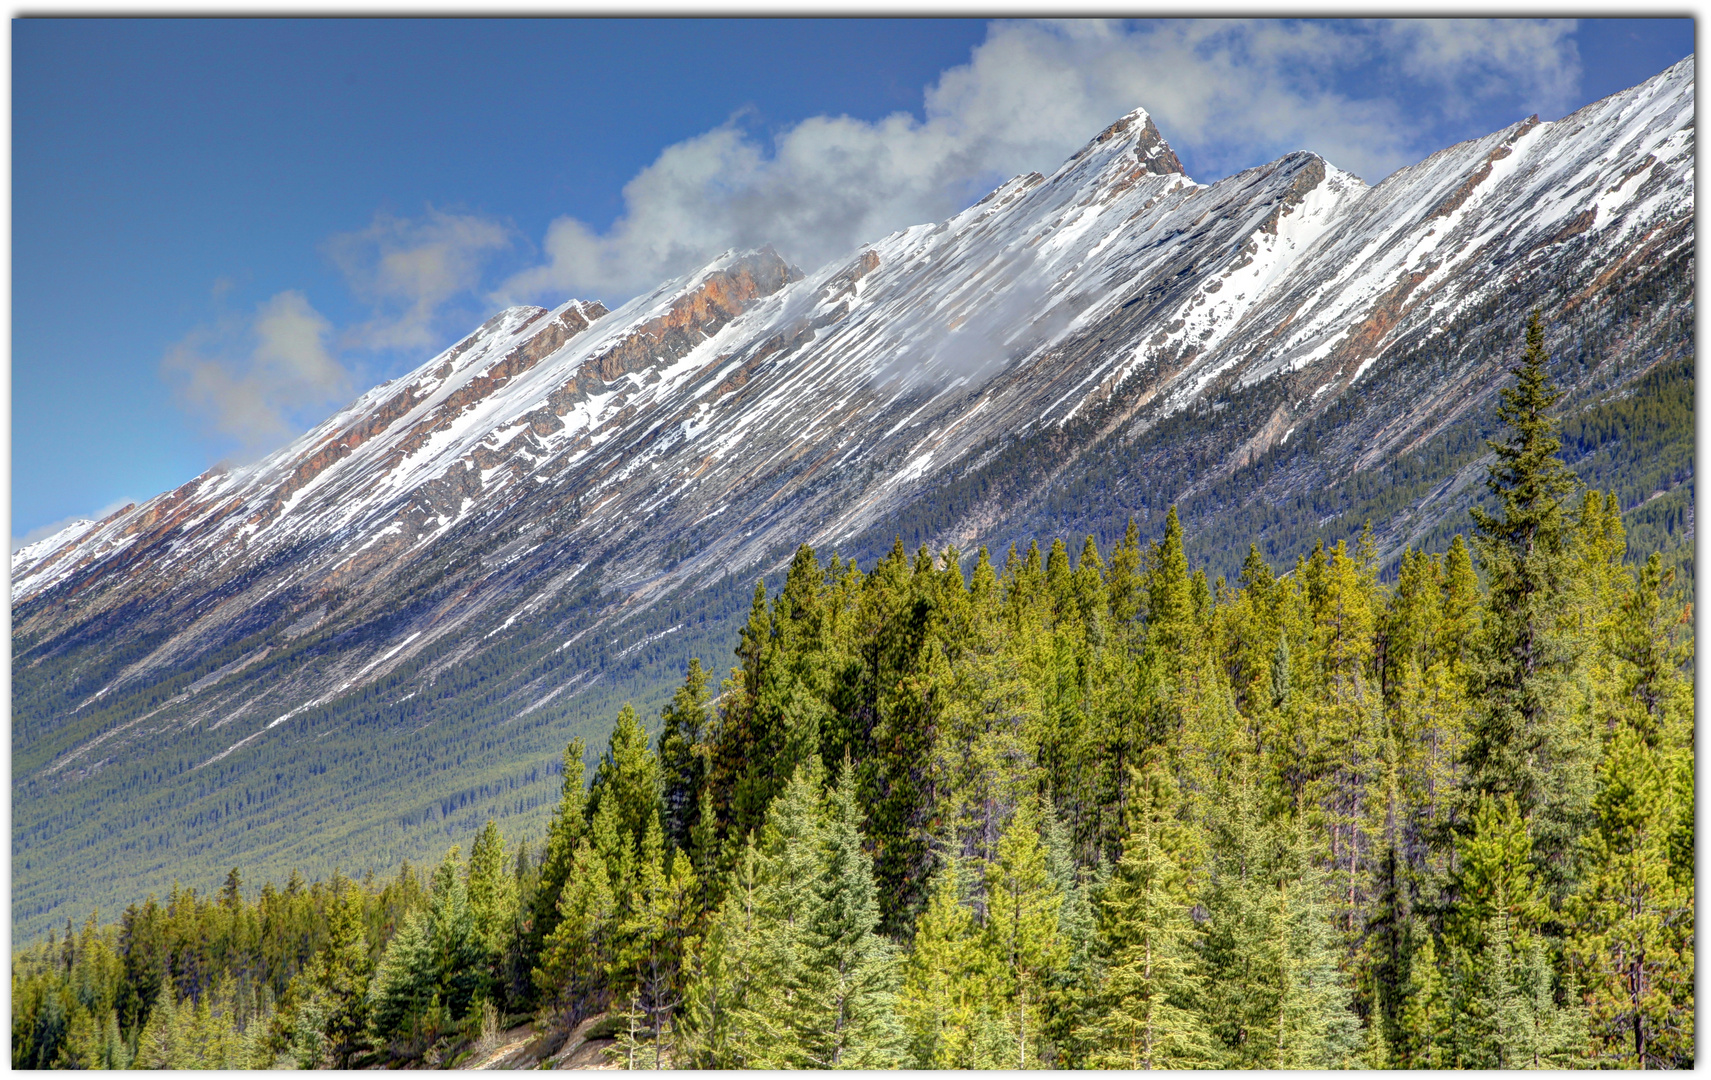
[13,316,1693,1069]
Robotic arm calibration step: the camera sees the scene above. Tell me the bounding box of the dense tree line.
[13,314,1693,1068]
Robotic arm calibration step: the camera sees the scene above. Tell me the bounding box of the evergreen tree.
[1443,795,1548,955]
[899,857,1012,1068]
[678,834,764,1068]
[1197,773,1359,1068]
[466,819,518,1004]
[425,847,483,1022]
[1461,309,1587,881]
[1606,551,1692,747]
[100,1007,132,1069]
[1398,933,1452,1068]
[1263,817,1362,1069]
[133,980,183,1069]
[985,794,1063,1068]
[1449,910,1586,1068]
[284,872,372,1066]
[1443,794,1587,1067]
[1438,534,1482,667]
[1568,726,1694,1067]
[368,909,434,1042]
[219,867,244,911]
[801,758,905,1068]
[589,703,664,851]
[55,1004,97,1070]
[711,581,785,839]
[688,785,721,912]
[1107,518,1144,626]
[1084,758,1214,1068]
[613,814,700,1063]
[860,541,944,937]
[727,761,828,1068]
[534,822,620,1019]
[659,657,711,855]
[529,736,589,960]
[1041,803,1101,1066]
[1146,506,1195,664]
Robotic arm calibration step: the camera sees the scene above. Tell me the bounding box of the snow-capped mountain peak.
[12,56,1692,849]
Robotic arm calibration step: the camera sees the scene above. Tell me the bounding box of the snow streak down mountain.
[12,59,1694,938]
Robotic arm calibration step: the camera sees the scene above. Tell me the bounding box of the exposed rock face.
[11,62,1694,938]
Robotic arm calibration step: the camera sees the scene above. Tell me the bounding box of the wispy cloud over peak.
[327,207,515,352]
[161,290,352,458]
[493,19,1582,309]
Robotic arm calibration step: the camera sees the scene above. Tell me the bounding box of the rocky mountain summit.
[12,58,1693,938]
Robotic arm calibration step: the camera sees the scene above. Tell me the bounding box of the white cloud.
[496,18,1582,307]
[326,207,514,351]
[1379,18,1581,120]
[161,291,352,456]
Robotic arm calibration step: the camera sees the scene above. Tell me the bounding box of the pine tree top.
[1472,310,1578,555]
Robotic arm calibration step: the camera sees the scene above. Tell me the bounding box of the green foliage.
[659,657,711,855]
[424,848,484,1022]
[802,760,906,1067]
[1567,725,1694,1067]
[986,794,1064,1067]
[368,907,434,1042]
[611,815,700,1060]
[279,871,373,1066]
[589,704,664,853]
[721,761,828,1067]
[676,833,764,1068]
[1463,311,1583,830]
[527,735,589,964]
[1083,757,1214,1068]
[465,819,519,996]
[899,858,1012,1068]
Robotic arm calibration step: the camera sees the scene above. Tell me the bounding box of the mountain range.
[12,57,1694,939]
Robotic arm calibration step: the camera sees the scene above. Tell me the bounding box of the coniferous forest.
[12,315,1694,1069]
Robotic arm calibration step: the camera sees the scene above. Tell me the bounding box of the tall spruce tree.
[1197,770,1359,1068]
[614,815,700,1064]
[134,981,183,1069]
[1041,803,1101,1066]
[1442,795,1586,1067]
[1461,310,1586,882]
[678,833,764,1068]
[589,703,664,851]
[1398,932,1452,1068]
[1146,506,1195,665]
[289,872,372,1067]
[529,737,589,961]
[802,759,905,1068]
[727,760,828,1068]
[985,794,1064,1068]
[368,909,435,1042]
[1084,758,1214,1069]
[900,857,1012,1068]
[425,848,483,1023]
[1568,726,1694,1067]
[466,820,517,1005]
[534,792,630,1020]
[658,658,711,855]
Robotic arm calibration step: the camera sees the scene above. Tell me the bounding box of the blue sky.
[11,18,1694,547]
